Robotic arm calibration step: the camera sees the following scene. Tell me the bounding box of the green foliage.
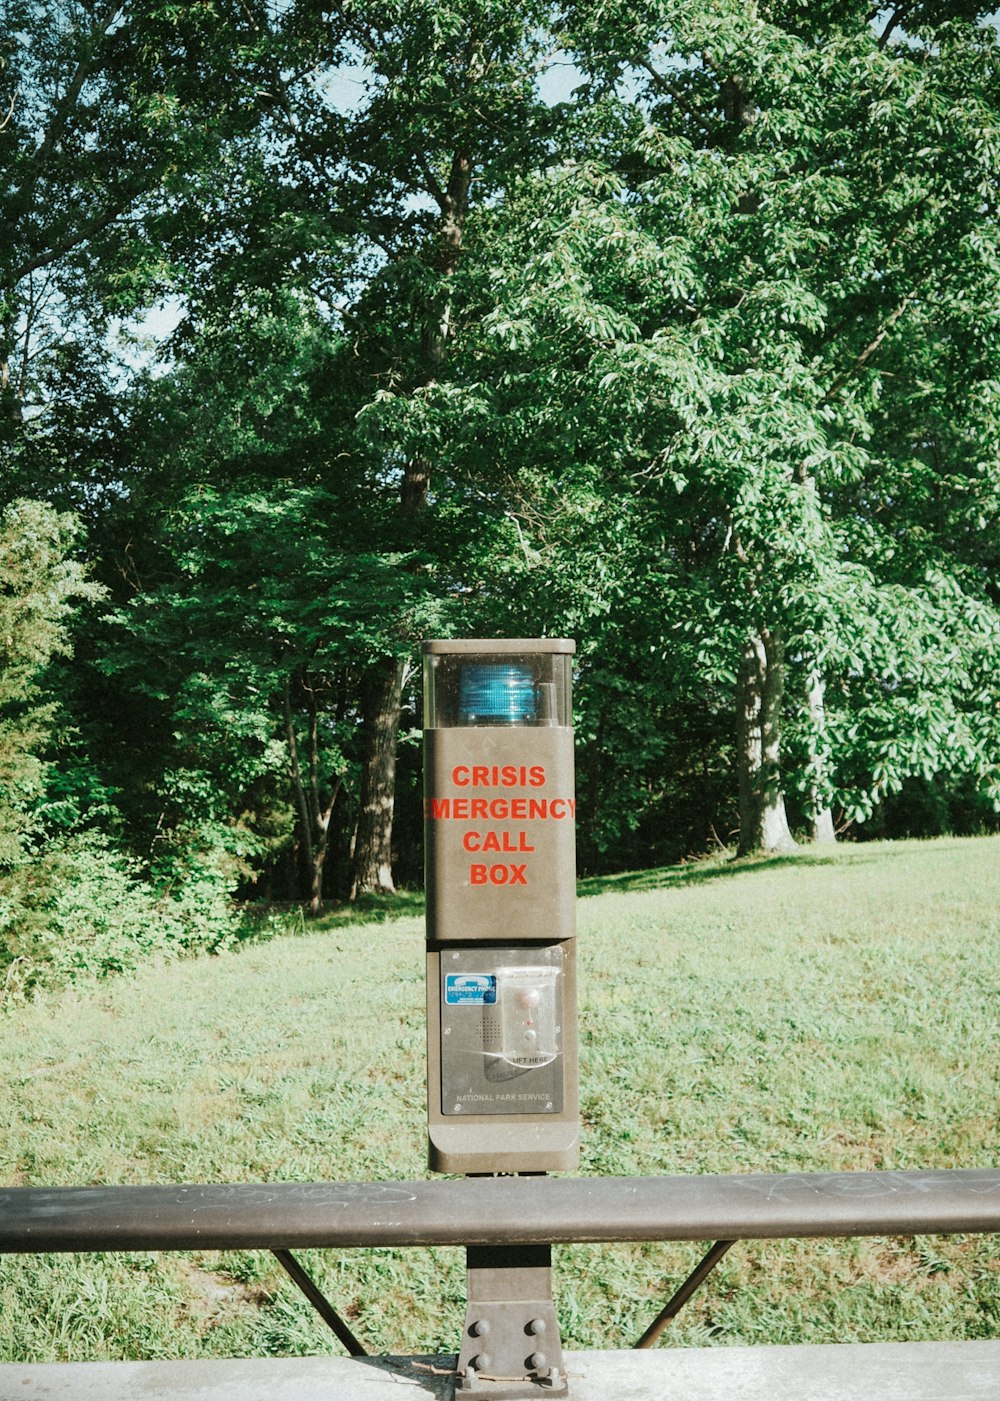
[388,1,1000,851]
[102,302,450,901]
[0,499,103,865]
[0,0,998,940]
[0,836,156,999]
[0,831,243,1004]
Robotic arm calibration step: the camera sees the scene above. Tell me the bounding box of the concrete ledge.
[2,1342,999,1401]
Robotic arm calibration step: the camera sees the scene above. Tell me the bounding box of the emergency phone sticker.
[445,974,497,1006]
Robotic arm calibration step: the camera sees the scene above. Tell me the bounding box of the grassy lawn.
[1,835,998,1360]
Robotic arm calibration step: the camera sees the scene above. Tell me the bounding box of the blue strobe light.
[458,663,536,725]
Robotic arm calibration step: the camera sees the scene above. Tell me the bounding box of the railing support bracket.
[456,1245,568,1400]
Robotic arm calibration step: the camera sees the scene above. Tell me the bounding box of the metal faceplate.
[440,946,565,1117]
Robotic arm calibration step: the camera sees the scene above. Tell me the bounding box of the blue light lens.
[458,663,536,724]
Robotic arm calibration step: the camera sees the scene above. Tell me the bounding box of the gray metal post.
[423,639,579,1397]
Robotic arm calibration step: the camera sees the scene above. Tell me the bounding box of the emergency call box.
[423,640,579,1175]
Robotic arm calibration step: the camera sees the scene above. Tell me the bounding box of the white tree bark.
[737,626,797,855]
[808,673,837,844]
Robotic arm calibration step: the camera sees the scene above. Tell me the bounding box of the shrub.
[0,832,241,1005]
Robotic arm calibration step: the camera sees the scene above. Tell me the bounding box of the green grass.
[1,836,998,1360]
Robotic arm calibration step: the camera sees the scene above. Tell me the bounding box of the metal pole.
[633,1239,736,1349]
[272,1248,367,1357]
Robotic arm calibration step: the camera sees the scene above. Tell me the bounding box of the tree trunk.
[283,677,316,902]
[284,672,342,914]
[0,308,23,449]
[421,149,472,365]
[348,149,473,902]
[807,673,837,844]
[349,657,405,899]
[736,626,797,856]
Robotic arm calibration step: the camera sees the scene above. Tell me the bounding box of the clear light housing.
[423,642,573,729]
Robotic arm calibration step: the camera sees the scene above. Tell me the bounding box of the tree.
[314,1,560,895]
[130,0,568,896]
[0,499,102,864]
[381,0,1000,854]
[0,1,274,454]
[100,289,451,910]
[8,0,998,914]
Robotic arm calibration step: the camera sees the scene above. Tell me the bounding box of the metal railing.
[2,1167,998,1361]
[3,1168,1000,1253]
